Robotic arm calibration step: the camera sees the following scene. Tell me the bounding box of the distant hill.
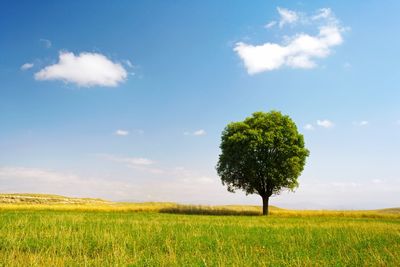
[0,193,109,204]
[375,207,400,214]
[1,193,399,217]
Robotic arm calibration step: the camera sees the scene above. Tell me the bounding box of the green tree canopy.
[216,111,309,215]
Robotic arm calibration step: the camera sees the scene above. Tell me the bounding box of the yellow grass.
[0,194,399,265]
[1,193,399,218]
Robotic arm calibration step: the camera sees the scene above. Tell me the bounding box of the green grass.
[0,194,399,266]
[0,211,399,266]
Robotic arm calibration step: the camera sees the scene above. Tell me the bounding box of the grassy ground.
[0,194,399,266]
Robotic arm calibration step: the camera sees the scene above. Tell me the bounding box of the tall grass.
[0,195,399,265]
[1,201,399,219]
[159,204,262,216]
[0,210,399,266]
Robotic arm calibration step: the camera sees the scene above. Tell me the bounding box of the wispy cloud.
[277,7,299,27]
[317,119,334,128]
[34,51,127,87]
[100,154,154,166]
[312,8,332,20]
[265,21,277,29]
[0,167,78,182]
[124,60,134,68]
[354,121,369,127]
[304,124,315,130]
[173,167,215,185]
[20,63,34,70]
[115,129,129,136]
[184,129,207,136]
[98,154,215,185]
[193,129,206,136]
[97,153,163,174]
[234,7,346,74]
[0,166,137,199]
[39,38,52,48]
[343,62,351,70]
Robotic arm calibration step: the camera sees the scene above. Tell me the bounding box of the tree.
[216,111,309,215]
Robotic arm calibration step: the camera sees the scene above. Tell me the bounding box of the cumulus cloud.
[317,119,334,128]
[21,63,34,70]
[115,129,129,136]
[234,7,345,74]
[34,51,127,87]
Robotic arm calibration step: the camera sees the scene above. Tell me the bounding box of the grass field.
[0,194,399,266]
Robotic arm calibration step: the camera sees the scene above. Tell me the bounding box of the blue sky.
[1,1,399,209]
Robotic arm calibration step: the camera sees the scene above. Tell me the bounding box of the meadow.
[0,194,399,266]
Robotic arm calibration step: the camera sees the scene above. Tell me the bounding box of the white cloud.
[34,51,127,87]
[171,167,216,185]
[125,60,134,68]
[21,63,34,70]
[343,62,351,69]
[40,39,52,48]
[277,7,299,27]
[193,129,206,136]
[101,154,154,166]
[181,175,215,185]
[0,167,77,182]
[317,119,334,128]
[126,158,154,166]
[354,121,369,127]
[98,154,167,176]
[312,8,333,21]
[265,21,277,29]
[0,166,138,199]
[372,179,383,184]
[276,177,400,209]
[115,129,129,136]
[304,124,315,130]
[184,129,207,136]
[234,7,345,74]
[98,154,215,186]
[135,129,145,135]
[331,182,359,188]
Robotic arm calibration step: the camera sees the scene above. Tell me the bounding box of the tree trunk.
[262,195,269,215]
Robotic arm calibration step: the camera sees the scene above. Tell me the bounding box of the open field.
[1,194,399,218]
[0,194,399,266]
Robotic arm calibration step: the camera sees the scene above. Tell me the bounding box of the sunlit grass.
[0,210,399,266]
[1,193,399,218]
[0,193,399,266]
